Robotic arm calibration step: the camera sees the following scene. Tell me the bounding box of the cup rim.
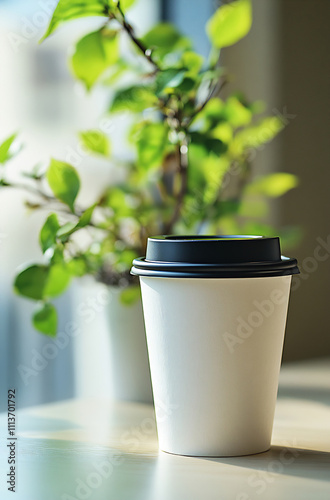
[131,234,299,278]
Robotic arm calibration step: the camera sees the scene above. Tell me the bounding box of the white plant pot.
[73,278,153,404]
[140,275,292,456]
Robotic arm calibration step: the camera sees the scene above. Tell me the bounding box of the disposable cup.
[131,235,299,457]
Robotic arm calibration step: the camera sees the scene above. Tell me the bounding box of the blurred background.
[0,0,329,411]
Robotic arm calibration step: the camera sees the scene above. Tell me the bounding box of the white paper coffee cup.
[131,235,299,457]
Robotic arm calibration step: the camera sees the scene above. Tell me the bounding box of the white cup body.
[140,275,292,457]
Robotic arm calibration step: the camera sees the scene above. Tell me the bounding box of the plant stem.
[164,139,188,233]
[116,2,160,71]
[2,181,102,228]
[3,181,55,202]
[184,77,228,129]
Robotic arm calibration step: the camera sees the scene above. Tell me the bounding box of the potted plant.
[0,0,298,402]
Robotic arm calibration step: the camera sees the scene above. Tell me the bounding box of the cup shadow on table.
[200,445,330,482]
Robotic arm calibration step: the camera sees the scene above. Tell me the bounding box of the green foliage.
[245,173,299,197]
[222,96,252,127]
[190,132,226,156]
[79,130,111,156]
[116,0,136,11]
[67,258,88,277]
[103,187,132,215]
[77,205,96,228]
[110,85,157,113]
[33,303,57,337]
[141,23,190,61]
[0,133,19,164]
[40,214,60,253]
[207,0,252,49]
[231,116,284,156]
[199,96,252,130]
[120,286,141,305]
[56,222,77,241]
[14,265,50,300]
[47,159,80,212]
[14,263,71,301]
[72,29,119,90]
[278,225,303,251]
[55,205,96,242]
[155,68,187,95]
[181,52,204,74]
[238,198,269,218]
[135,123,169,171]
[40,0,110,41]
[3,0,299,336]
[44,264,71,297]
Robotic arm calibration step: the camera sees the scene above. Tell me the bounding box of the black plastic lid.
[131,235,299,279]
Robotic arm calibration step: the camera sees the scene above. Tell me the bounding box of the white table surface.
[1,358,330,500]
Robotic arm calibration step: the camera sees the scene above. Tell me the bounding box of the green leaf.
[207,0,252,49]
[0,133,19,164]
[77,205,96,228]
[202,97,224,120]
[79,130,111,156]
[120,286,141,305]
[40,214,60,254]
[155,68,187,95]
[176,77,196,93]
[117,0,136,11]
[195,95,252,129]
[56,222,77,242]
[15,262,71,302]
[142,23,190,59]
[195,97,228,130]
[136,123,168,171]
[215,214,241,235]
[14,265,49,300]
[44,264,71,298]
[200,67,225,85]
[115,248,139,268]
[180,192,204,229]
[215,200,241,218]
[40,0,110,42]
[181,51,204,74]
[51,247,65,265]
[223,96,252,127]
[67,258,87,277]
[232,116,284,155]
[33,303,57,337]
[212,123,233,143]
[110,85,157,113]
[56,205,95,242]
[187,141,230,207]
[47,159,80,212]
[71,29,119,90]
[105,188,134,217]
[190,132,226,156]
[202,156,230,203]
[142,22,181,49]
[238,198,269,218]
[245,173,299,198]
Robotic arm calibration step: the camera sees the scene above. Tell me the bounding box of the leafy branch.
[115,1,160,71]
[0,0,300,336]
